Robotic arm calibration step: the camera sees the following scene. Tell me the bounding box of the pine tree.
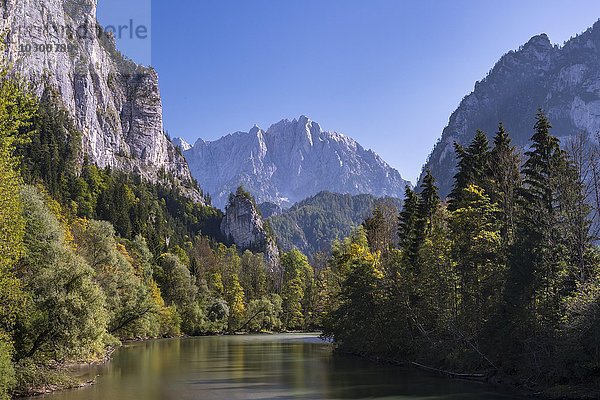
[509,110,569,335]
[488,123,521,246]
[417,169,440,236]
[449,130,491,210]
[398,185,420,263]
[364,203,398,253]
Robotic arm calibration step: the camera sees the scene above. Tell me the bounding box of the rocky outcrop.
[178,115,411,209]
[221,189,280,273]
[421,20,600,196]
[0,0,202,201]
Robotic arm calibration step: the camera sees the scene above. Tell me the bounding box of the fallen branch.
[410,361,486,380]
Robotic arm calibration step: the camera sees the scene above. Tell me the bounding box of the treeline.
[322,113,600,395]
[0,60,318,397]
[268,191,402,256]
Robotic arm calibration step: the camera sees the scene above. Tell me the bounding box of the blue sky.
[98,0,600,183]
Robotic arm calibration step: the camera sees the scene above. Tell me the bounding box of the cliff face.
[0,0,201,201]
[421,21,600,196]
[179,116,411,209]
[221,191,280,273]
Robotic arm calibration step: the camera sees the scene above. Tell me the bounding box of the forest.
[2,49,600,399]
[322,116,600,397]
[0,57,318,398]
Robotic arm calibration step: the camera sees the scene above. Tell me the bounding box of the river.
[34,333,521,399]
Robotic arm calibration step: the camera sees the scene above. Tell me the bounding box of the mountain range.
[421,20,600,196]
[176,116,411,209]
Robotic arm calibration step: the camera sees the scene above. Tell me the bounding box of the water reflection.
[34,334,521,400]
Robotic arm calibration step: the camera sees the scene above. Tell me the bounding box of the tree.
[280,250,314,330]
[513,110,571,326]
[398,185,420,264]
[363,202,398,253]
[14,186,108,362]
[417,169,441,236]
[450,185,503,338]
[0,47,37,399]
[157,254,202,334]
[322,229,383,353]
[488,123,521,247]
[241,295,283,333]
[449,130,491,210]
[224,274,245,332]
[563,133,596,283]
[497,111,575,376]
[18,87,81,205]
[0,51,36,336]
[239,250,267,302]
[73,220,156,338]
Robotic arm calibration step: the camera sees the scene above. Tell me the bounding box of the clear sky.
[98,0,600,183]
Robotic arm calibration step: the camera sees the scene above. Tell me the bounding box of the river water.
[35,333,521,399]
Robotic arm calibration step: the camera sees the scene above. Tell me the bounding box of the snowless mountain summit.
[177,116,411,209]
[421,20,600,196]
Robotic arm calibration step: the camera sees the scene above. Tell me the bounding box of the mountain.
[421,20,600,196]
[178,116,411,209]
[0,0,202,201]
[267,191,402,256]
[173,137,192,151]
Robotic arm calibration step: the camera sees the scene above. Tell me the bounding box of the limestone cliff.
[221,189,280,274]
[421,21,600,196]
[0,0,202,201]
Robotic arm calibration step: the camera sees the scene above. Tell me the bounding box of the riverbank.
[332,346,600,400]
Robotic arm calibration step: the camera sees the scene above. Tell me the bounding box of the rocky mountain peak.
[525,33,551,48]
[420,22,600,197]
[221,188,280,274]
[172,137,192,151]
[182,116,411,209]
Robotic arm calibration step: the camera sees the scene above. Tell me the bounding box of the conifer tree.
[417,169,440,236]
[510,110,569,333]
[398,185,420,263]
[488,123,521,246]
[449,130,491,210]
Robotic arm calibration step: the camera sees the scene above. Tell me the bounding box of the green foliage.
[450,185,503,337]
[0,335,15,400]
[15,186,108,362]
[281,250,315,330]
[157,254,202,335]
[322,228,384,351]
[18,87,81,204]
[15,87,224,258]
[0,43,318,396]
[224,273,246,332]
[449,130,491,210]
[323,112,600,392]
[243,295,283,332]
[13,359,78,397]
[398,185,420,265]
[269,191,402,256]
[73,220,156,338]
[488,123,521,246]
